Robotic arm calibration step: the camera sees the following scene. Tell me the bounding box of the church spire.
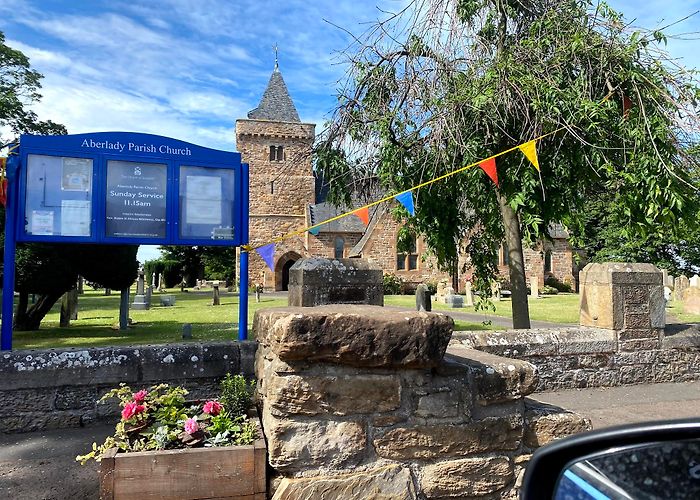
[247,46,300,123]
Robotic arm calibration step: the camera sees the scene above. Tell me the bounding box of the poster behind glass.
[179,166,235,240]
[105,160,167,239]
[24,154,93,237]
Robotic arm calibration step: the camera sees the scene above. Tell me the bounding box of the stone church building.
[236,64,577,292]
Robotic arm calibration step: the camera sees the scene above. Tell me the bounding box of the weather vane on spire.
[273,43,279,70]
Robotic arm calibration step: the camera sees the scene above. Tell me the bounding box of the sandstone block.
[373,415,522,460]
[272,464,417,500]
[619,338,661,352]
[446,346,538,404]
[266,374,401,416]
[421,456,513,498]
[263,415,367,471]
[624,312,652,329]
[254,305,453,368]
[524,401,591,448]
[415,390,460,419]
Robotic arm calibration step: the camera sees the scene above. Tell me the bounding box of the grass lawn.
[384,293,582,325]
[12,289,288,350]
[666,299,700,324]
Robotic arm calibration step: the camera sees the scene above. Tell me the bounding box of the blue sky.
[1,0,699,262]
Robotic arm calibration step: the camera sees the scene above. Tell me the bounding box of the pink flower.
[121,402,145,421]
[133,390,148,403]
[203,401,223,416]
[184,418,199,435]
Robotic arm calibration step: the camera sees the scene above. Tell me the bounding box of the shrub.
[220,374,256,419]
[383,273,404,295]
[545,276,573,293]
[541,284,559,295]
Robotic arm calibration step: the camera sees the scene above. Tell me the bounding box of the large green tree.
[0,32,138,330]
[318,0,700,327]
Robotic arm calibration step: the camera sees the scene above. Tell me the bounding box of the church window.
[270,181,274,194]
[269,145,284,161]
[397,236,418,271]
[334,237,345,259]
[500,243,510,266]
[544,250,553,273]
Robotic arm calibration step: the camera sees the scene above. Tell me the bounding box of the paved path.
[532,380,700,429]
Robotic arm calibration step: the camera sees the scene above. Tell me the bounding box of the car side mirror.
[520,418,700,499]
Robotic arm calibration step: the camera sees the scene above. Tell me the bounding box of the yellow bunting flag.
[519,141,540,171]
[353,207,369,225]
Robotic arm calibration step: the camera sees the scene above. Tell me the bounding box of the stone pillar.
[212,282,220,306]
[254,305,589,499]
[132,269,149,310]
[579,263,664,351]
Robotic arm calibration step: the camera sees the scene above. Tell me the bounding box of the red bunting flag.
[353,207,369,225]
[478,157,498,186]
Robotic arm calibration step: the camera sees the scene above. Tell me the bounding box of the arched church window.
[544,250,553,273]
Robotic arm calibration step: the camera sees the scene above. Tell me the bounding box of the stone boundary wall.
[452,327,700,391]
[0,341,257,433]
[255,305,590,499]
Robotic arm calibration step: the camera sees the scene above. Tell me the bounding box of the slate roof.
[247,66,301,123]
[308,202,371,233]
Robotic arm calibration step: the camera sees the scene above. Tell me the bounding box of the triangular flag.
[308,226,320,236]
[519,141,540,171]
[394,191,415,216]
[478,157,499,186]
[353,207,369,225]
[255,243,275,270]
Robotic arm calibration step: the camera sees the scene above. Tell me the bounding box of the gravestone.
[415,284,431,312]
[212,281,221,306]
[132,269,149,310]
[666,274,675,289]
[463,281,474,307]
[158,273,165,291]
[664,286,672,301]
[145,285,153,306]
[530,275,539,299]
[674,275,690,301]
[491,281,501,302]
[288,258,383,307]
[182,323,192,339]
[684,287,700,315]
[444,293,463,308]
[690,275,700,288]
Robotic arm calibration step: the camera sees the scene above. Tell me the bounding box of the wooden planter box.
[99,433,266,499]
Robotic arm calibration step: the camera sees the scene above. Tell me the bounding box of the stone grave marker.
[415,283,431,312]
[212,281,221,306]
[684,287,700,315]
[530,275,539,299]
[674,275,690,301]
[132,269,149,310]
[444,293,463,308]
[491,281,501,302]
[464,281,474,307]
[690,274,700,288]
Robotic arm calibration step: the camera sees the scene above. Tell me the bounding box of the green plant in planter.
[219,373,256,418]
[76,382,257,465]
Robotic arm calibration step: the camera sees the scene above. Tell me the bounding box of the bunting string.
[246,89,619,265]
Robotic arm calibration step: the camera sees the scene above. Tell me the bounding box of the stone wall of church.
[306,232,364,259]
[236,119,316,290]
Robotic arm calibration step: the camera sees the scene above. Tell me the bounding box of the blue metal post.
[238,162,249,341]
[1,154,20,350]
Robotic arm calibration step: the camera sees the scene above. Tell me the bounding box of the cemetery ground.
[10,290,700,349]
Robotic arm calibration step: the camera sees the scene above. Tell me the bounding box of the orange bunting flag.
[478,157,498,186]
[622,94,633,119]
[519,141,540,171]
[353,207,369,225]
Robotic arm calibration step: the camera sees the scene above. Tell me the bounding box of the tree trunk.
[14,291,29,330]
[119,288,129,331]
[77,276,84,295]
[14,292,63,331]
[497,194,531,329]
[59,289,78,327]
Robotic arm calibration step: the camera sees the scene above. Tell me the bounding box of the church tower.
[235,60,316,290]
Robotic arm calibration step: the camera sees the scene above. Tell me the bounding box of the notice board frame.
[1,132,250,350]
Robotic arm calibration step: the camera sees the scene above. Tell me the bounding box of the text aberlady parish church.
[80,138,192,156]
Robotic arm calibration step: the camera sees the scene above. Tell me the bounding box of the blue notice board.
[16,132,244,246]
[2,132,251,350]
